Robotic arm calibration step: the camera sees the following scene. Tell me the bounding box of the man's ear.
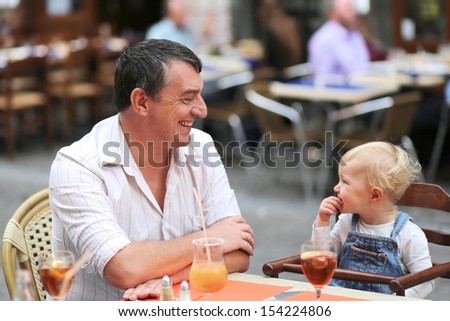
[130,88,150,116]
[371,186,383,201]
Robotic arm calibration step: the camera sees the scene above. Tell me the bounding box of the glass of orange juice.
[189,237,228,300]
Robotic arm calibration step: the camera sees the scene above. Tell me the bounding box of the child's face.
[334,159,373,215]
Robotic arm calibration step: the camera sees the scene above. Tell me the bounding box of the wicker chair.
[2,188,51,300]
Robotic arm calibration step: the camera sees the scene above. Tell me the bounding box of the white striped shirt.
[49,115,241,300]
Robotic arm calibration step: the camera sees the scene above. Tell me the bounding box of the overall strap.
[350,214,359,230]
[390,211,413,239]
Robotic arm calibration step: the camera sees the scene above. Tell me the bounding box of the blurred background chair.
[281,62,312,81]
[244,81,326,198]
[261,182,450,296]
[202,70,255,157]
[46,38,105,142]
[2,188,51,301]
[427,80,450,182]
[321,90,424,193]
[327,90,422,151]
[92,33,128,116]
[0,56,53,158]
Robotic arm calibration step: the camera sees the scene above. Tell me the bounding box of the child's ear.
[371,186,383,201]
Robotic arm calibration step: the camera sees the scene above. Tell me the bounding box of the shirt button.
[387,243,394,251]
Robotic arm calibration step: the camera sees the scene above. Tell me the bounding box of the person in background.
[307,0,369,80]
[257,0,303,80]
[48,39,254,301]
[312,141,434,298]
[145,0,197,49]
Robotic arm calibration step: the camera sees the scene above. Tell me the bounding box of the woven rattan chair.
[2,188,51,300]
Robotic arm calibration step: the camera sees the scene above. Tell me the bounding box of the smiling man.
[48,39,254,301]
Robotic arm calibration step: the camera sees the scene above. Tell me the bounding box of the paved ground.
[1,139,449,301]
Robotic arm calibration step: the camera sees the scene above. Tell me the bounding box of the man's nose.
[192,97,208,118]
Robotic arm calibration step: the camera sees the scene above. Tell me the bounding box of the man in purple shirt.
[307,0,369,80]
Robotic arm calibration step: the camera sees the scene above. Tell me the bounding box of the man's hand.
[207,216,254,256]
[122,278,162,301]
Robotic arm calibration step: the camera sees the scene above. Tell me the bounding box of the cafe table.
[199,54,252,96]
[269,77,401,106]
[361,60,447,89]
[164,273,425,301]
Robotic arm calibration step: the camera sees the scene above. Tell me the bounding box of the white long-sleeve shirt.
[49,115,241,300]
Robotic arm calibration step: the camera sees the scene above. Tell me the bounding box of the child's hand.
[315,196,343,227]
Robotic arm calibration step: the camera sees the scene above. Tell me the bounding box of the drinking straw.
[193,187,211,263]
[58,250,92,300]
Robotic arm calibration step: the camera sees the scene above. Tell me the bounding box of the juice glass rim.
[192,237,225,247]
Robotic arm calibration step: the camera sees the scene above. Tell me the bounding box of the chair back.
[397,182,450,251]
[2,188,51,300]
[47,42,97,88]
[427,80,450,182]
[244,81,327,197]
[282,63,312,80]
[0,56,48,115]
[378,90,421,144]
[95,46,121,88]
[245,81,308,144]
[46,39,105,142]
[327,90,422,146]
[0,55,52,157]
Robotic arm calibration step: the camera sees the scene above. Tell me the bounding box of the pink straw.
[193,187,211,263]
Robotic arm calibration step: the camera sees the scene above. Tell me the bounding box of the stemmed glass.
[300,239,337,300]
[189,237,228,300]
[38,250,75,300]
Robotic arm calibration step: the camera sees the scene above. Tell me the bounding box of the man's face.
[144,60,207,148]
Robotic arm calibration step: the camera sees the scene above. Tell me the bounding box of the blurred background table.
[269,77,400,105]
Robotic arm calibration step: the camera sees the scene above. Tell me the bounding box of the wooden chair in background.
[427,80,450,182]
[46,39,105,142]
[203,70,255,147]
[0,56,53,158]
[244,81,326,198]
[262,182,450,296]
[319,90,425,195]
[93,35,128,116]
[326,90,422,152]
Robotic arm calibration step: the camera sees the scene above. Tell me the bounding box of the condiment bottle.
[13,269,38,301]
[160,275,174,301]
[178,280,191,301]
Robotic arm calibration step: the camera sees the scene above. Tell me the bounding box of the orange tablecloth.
[280,291,366,301]
[175,280,291,301]
[154,280,366,301]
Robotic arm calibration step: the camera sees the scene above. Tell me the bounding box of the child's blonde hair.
[339,141,422,201]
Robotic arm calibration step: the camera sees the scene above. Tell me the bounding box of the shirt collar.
[97,114,131,168]
[97,115,201,172]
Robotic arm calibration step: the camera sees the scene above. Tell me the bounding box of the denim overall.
[331,212,412,294]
